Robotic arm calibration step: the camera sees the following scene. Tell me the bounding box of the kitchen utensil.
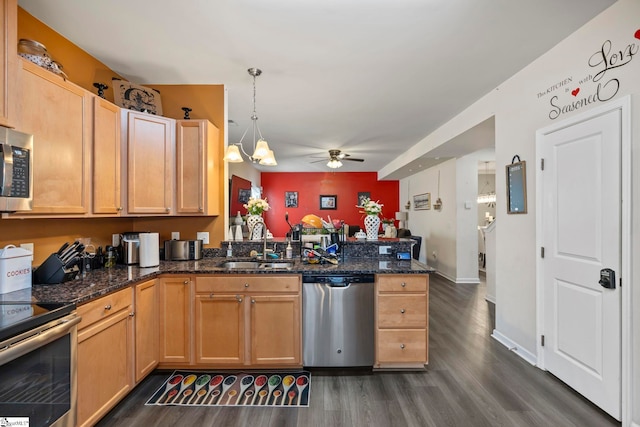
[219,375,237,404]
[242,389,254,405]
[188,374,211,404]
[296,375,309,405]
[280,375,295,406]
[266,375,281,404]
[238,375,254,404]
[56,242,69,255]
[172,374,197,404]
[250,375,268,405]
[206,375,224,404]
[225,389,237,405]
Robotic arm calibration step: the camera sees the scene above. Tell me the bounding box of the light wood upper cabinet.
[92,97,122,215]
[0,0,16,128]
[13,59,91,215]
[77,288,134,427]
[122,110,174,215]
[134,279,159,383]
[176,119,220,216]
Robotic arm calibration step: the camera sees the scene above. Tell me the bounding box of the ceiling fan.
[313,149,365,169]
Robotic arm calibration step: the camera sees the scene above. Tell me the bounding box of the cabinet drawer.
[377,329,427,363]
[377,275,427,293]
[378,294,427,328]
[78,288,132,330]
[196,275,301,293]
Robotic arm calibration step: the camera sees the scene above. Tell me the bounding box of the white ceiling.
[19,0,615,176]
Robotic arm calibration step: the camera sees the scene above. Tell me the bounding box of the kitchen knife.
[59,241,79,260]
[60,243,82,264]
[56,242,70,256]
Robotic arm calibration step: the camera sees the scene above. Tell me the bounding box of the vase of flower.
[244,197,270,241]
[357,197,384,241]
[247,214,264,240]
[364,214,381,241]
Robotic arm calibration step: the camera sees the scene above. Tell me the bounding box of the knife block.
[33,253,80,285]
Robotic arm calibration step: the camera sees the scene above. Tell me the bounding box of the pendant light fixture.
[477,161,496,206]
[224,68,277,166]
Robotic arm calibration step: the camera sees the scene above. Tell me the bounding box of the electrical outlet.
[196,231,209,245]
[171,232,180,240]
[432,251,437,259]
[379,245,391,255]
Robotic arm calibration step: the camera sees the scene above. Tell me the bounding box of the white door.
[539,108,621,420]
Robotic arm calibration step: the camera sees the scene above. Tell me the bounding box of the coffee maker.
[118,232,140,265]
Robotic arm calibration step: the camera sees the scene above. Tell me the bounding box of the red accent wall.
[260,172,399,237]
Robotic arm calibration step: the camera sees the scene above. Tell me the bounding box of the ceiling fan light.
[223,145,244,163]
[259,149,277,166]
[327,159,343,169]
[252,139,270,159]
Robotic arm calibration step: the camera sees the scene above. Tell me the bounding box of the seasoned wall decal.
[112,78,163,115]
[538,29,638,120]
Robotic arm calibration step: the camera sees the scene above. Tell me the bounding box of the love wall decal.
[635,28,640,40]
[571,88,580,96]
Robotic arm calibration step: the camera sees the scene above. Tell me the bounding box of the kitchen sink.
[219,261,294,270]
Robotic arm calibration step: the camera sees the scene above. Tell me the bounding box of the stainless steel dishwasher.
[302,273,375,367]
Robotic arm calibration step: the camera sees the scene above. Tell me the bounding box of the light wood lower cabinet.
[134,279,158,382]
[193,275,301,367]
[375,274,429,369]
[77,288,134,427]
[158,276,193,364]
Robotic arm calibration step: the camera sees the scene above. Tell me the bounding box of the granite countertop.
[23,257,434,305]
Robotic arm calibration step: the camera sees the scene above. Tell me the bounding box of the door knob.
[599,268,616,289]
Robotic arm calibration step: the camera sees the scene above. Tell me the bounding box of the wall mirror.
[506,160,527,214]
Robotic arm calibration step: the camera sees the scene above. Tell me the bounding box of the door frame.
[535,95,632,424]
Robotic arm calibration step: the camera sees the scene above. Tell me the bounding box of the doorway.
[535,96,631,422]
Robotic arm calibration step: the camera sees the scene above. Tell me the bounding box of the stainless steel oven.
[0,302,79,427]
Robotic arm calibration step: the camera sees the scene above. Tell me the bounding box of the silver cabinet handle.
[129,312,135,317]
[236,295,242,303]
[166,207,170,213]
[183,280,189,285]
[244,283,249,288]
[117,206,123,211]
[251,299,256,304]
[401,282,406,287]
[400,344,405,349]
[400,309,405,314]
[104,304,112,310]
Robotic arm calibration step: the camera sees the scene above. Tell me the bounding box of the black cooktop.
[0,301,76,342]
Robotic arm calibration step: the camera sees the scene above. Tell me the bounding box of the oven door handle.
[0,314,81,366]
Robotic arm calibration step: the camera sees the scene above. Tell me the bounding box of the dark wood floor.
[97,274,620,427]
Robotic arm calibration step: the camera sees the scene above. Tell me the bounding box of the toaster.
[164,240,203,261]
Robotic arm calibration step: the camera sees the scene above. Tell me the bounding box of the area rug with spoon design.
[145,371,311,407]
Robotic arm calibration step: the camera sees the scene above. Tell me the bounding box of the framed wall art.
[357,192,371,205]
[285,191,298,208]
[413,193,431,210]
[320,195,337,210]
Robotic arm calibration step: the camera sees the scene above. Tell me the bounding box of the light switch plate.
[196,231,209,244]
[171,232,180,240]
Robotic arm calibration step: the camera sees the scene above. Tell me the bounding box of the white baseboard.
[491,329,537,366]
[485,294,496,304]
[435,271,456,282]
[630,419,640,427]
[456,277,480,284]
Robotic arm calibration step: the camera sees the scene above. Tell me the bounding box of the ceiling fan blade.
[343,157,364,162]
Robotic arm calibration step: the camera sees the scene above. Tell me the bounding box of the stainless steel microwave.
[0,127,33,212]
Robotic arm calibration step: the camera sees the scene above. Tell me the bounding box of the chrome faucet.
[251,221,268,260]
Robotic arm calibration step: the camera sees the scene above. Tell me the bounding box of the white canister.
[138,233,160,267]
[0,245,32,294]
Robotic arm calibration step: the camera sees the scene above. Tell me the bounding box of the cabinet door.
[194,294,244,365]
[158,276,191,364]
[134,279,158,382]
[250,294,301,366]
[176,120,220,215]
[0,0,16,128]
[77,301,133,427]
[126,111,174,214]
[93,96,122,214]
[15,60,91,215]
